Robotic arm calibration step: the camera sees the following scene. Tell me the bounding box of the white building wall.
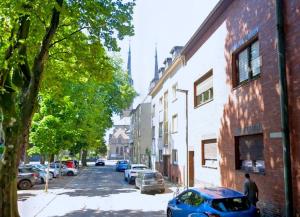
[178,22,229,186]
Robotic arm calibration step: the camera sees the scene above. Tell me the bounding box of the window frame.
[159,149,163,162]
[172,114,178,133]
[232,36,261,87]
[172,83,178,102]
[194,70,214,108]
[201,139,218,169]
[159,122,163,138]
[235,133,265,174]
[172,149,178,164]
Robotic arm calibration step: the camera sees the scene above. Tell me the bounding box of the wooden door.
[189,151,194,187]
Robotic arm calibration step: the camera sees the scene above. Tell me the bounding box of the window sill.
[194,98,214,109]
[171,131,178,134]
[172,162,178,165]
[236,168,266,176]
[172,98,178,103]
[233,74,261,90]
[202,165,218,170]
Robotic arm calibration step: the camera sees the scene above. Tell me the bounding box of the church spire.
[127,43,133,86]
[154,46,159,80]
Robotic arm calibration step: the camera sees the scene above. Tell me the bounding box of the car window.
[189,192,205,206]
[178,191,193,204]
[133,166,147,170]
[143,172,162,180]
[211,197,250,212]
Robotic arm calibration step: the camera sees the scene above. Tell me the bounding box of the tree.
[0,1,135,216]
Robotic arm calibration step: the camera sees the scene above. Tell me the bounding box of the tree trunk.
[81,149,87,167]
[40,155,45,164]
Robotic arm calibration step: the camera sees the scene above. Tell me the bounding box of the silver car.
[17,172,38,190]
[135,170,165,194]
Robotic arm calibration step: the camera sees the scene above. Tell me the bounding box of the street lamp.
[176,88,189,189]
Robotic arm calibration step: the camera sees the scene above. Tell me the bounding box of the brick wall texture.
[216,0,300,216]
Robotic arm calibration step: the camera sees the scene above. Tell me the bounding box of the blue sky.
[117,0,219,108]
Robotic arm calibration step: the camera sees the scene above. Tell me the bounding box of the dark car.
[135,170,165,194]
[167,187,260,217]
[115,160,129,172]
[95,159,105,166]
[17,172,38,190]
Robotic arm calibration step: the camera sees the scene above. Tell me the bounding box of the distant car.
[55,160,77,169]
[167,187,260,217]
[135,170,165,194]
[17,172,38,190]
[115,160,129,172]
[50,163,78,176]
[124,164,148,184]
[95,159,105,166]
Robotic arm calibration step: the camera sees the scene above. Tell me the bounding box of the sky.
[109,0,219,128]
[117,0,219,108]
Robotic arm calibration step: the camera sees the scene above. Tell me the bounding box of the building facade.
[130,102,152,166]
[108,125,131,160]
[149,0,300,216]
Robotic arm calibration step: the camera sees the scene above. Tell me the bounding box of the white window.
[194,70,213,107]
[172,149,178,164]
[172,114,178,133]
[202,139,218,169]
[172,83,178,101]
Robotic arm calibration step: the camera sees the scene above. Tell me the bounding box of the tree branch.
[49,26,88,48]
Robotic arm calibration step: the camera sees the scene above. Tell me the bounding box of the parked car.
[55,160,77,169]
[50,163,78,176]
[115,160,129,172]
[167,187,260,217]
[95,159,105,166]
[24,164,54,183]
[17,172,38,190]
[18,166,45,184]
[31,163,59,178]
[124,164,148,184]
[135,170,165,194]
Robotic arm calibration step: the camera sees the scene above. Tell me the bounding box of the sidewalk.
[18,168,84,217]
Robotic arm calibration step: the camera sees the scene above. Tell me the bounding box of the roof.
[194,187,244,199]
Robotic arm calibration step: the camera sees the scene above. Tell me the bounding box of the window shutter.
[204,142,217,160]
[196,76,213,96]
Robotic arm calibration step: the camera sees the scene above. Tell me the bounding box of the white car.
[32,164,60,178]
[124,164,148,184]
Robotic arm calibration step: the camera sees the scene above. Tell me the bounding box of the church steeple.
[127,44,133,86]
[154,46,159,81]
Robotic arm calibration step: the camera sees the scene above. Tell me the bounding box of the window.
[159,97,163,108]
[178,191,204,206]
[194,70,213,107]
[152,126,155,139]
[172,149,178,164]
[172,114,178,133]
[172,83,178,101]
[234,39,261,85]
[152,104,155,118]
[159,150,163,162]
[116,147,119,154]
[120,147,123,155]
[202,139,218,169]
[235,134,265,174]
[159,122,163,138]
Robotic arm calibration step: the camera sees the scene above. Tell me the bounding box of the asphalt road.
[18,162,177,217]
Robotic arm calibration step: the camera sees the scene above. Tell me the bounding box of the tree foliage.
[0,1,135,216]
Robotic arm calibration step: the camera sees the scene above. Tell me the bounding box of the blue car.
[167,187,260,217]
[115,160,129,172]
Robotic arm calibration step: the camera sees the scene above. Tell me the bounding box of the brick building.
[150,0,299,216]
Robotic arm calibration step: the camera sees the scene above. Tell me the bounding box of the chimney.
[170,46,183,61]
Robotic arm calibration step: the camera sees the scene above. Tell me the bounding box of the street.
[18,162,177,217]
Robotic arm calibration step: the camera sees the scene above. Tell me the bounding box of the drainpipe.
[275,0,293,216]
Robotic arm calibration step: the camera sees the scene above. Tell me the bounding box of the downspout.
[275,0,293,216]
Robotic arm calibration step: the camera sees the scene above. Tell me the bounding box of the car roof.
[131,164,147,167]
[193,187,244,199]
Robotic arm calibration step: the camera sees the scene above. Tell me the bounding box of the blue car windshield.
[211,197,250,212]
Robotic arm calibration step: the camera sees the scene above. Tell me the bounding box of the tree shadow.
[50,209,165,217]
[17,193,35,202]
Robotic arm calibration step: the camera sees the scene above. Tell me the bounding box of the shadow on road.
[50,208,165,217]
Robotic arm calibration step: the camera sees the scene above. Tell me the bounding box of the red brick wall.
[285,0,300,215]
[211,0,300,216]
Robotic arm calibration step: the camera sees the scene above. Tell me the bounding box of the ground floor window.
[172,149,178,164]
[202,139,218,169]
[235,134,265,174]
[159,149,163,162]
